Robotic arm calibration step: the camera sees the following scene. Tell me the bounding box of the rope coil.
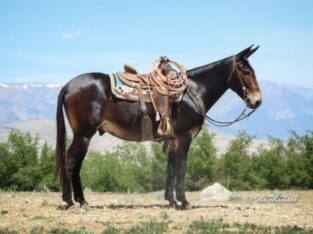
[147,57,187,99]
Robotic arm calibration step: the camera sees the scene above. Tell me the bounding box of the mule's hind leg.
[71,136,91,206]
[63,135,91,208]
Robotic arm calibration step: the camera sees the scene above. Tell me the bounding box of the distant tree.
[7,132,39,169]
[284,131,312,188]
[81,142,155,193]
[0,143,11,188]
[4,132,42,190]
[186,128,217,191]
[39,142,59,191]
[11,166,42,191]
[255,149,288,189]
[228,130,254,156]
[219,131,255,190]
[150,142,167,191]
[2,129,311,192]
[267,136,285,158]
[81,151,123,192]
[301,131,313,188]
[115,142,153,192]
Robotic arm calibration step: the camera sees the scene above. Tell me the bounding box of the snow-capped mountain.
[0,81,312,139]
[0,83,62,122]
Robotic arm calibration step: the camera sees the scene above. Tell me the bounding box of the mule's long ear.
[235,45,254,61]
[245,45,259,58]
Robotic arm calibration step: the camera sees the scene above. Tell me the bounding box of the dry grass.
[0,190,313,233]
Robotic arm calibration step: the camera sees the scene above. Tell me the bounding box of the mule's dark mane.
[184,56,235,112]
[187,56,232,77]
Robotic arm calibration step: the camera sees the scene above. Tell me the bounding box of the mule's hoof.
[57,205,67,210]
[181,202,192,210]
[168,201,178,209]
[57,201,75,210]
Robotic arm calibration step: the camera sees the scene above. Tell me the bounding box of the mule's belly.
[97,119,157,142]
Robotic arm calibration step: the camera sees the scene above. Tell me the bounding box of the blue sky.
[0,0,312,84]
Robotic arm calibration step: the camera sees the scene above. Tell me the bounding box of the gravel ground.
[0,190,312,233]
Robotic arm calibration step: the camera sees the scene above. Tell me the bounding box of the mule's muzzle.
[246,92,262,109]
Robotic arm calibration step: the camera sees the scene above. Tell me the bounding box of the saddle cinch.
[109,57,187,140]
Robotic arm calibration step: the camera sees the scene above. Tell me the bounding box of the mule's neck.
[187,58,232,112]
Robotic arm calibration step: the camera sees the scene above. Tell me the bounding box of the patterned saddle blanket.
[109,73,151,102]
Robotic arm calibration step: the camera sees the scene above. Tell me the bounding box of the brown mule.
[56,46,262,209]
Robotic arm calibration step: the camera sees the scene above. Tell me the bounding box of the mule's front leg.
[175,132,192,210]
[165,146,177,208]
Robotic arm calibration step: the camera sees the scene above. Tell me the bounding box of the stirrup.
[157,117,174,137]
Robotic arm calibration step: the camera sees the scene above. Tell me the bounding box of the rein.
[187,56,256,127]
[204,108,256,127]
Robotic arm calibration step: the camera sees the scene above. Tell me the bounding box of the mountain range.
[209,81,313,138]
[0,81,312,141]
[0,83,61,123]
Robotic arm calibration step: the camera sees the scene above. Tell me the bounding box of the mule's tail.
[55,85,67,185]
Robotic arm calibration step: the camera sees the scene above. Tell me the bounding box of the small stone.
[1,210,8,215]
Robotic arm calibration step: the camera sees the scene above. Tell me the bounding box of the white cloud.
[62,30,83,40]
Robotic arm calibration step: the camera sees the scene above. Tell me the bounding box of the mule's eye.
[239,63,250,75]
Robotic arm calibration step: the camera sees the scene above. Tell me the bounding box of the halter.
[227,56,248,104]
[187,56,256,127]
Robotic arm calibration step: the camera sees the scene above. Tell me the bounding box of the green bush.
[0,129,312,192]
[150,142,167,191]
[11,166,42,191]
[81,142,166,193]
[81,151,126,192]
[217,131,255,190]
[0,131,58,191]
[186,128,217,191]
[39,142,59,191]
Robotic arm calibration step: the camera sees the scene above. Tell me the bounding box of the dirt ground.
[0,190,312,233]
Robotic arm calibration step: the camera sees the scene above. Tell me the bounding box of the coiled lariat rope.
[146,57,187,123]
[147,56,187,99]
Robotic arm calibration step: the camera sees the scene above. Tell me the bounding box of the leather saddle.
[110,58,185,140]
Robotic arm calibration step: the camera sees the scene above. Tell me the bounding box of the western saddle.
[110,57,187,140]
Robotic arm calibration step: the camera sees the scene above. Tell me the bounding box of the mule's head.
[227,45,262,109]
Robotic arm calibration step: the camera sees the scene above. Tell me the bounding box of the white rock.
[84,187,93,194]
[199,183,232,201]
